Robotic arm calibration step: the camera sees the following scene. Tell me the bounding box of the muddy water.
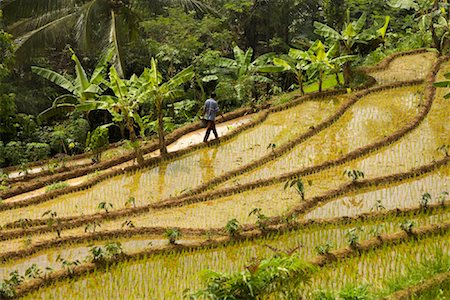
[304,167,450,219]
[306,235,449,295]
[368,52,437,85]
[20,214,448,300]
[220,86,425,187]
[0,97,346,226]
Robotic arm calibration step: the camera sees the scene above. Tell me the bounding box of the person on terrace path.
[203,92,221,142]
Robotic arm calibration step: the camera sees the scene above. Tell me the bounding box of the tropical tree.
[139,58,194,154]
[203,45,280,106]
[273,50,309,95]
[388,0,449,52]
[0,0,212,76]
[314,12,390,85]
[80,58,193,162]
[31,49,112,121]
[274,41,355,94]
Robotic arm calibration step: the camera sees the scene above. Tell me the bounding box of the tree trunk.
[297,73,304,96]
[129,124,144,166]
[157,102,168,155]
[335,72,341,86]
[318,70,323,93]
[431,0,441,53]
[343,61,352,86]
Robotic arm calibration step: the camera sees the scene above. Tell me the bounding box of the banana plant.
[79,58,194,161]
[203,46,282,105]
[32,49,112,122]
[314,12,390,85]
[139,58,194,155]
[273,50,309,95]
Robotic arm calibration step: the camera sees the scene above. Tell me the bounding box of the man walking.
[203,92,220,142]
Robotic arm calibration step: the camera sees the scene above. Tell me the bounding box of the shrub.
[188,254,316,299]
[25,142,50,162]
[45,182,69,192]
[165,228,182,244]
[225,218,241,238]
[5,141,27,165]
[86,126,109,163]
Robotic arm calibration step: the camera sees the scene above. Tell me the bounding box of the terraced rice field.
[1,50,448,299]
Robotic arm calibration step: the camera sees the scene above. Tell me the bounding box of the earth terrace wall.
[3,73,376,188]
[387,272,450,300]
[359,48,433,73]
[180,79,424,198]
[0,79,438,232]
[12,221,450,299]
[2,106,260,179]
[0,79,377,209]
[0,106,262,196]
[0,199,448,262]
[153,54,447,209]
[1,98,446,235]
[0,155,447,243]
[3,47,430,184]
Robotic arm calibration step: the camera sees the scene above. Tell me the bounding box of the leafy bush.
[4,141,27,165]
[45,182,69,193]
[165,228,182,245]
[25,142,50,162]
[86,126,109,163]
[225,218,241,238]
[188,254,316,299]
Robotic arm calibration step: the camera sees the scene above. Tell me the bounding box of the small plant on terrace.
[284,177,305,201]
[165,228,182,245]
[420,192,432,210]
[98,201,113,213]
[18,162,29,176]
[84,220,101,233]
[370,224,385,239]
[437,191,449,206]
[400,220,415,235]
[121,220,135,229]
[17,218,32,230]
[88,246,106,263]
[338,284,370,300]
[42,210,62,238]
[56,255,80,276]
[346,227,362,249]
[267,143,276,152]
[0,270,23,298]
[437,144,449,157]
[282,213,298,229]
[104,242,123,258]
[125,197,136,208]
[343,168,365,182]
[25,264,42,279]
[225,218,241,238]
[45,181,69,193]
[370,199,385,212]
[315,241,334,256]
[249,208,270,233]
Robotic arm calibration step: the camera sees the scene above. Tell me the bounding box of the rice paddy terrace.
[0,49,449,299]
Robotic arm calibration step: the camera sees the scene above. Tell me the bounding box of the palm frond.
[1,0,78,25]
[14,13,77,60]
